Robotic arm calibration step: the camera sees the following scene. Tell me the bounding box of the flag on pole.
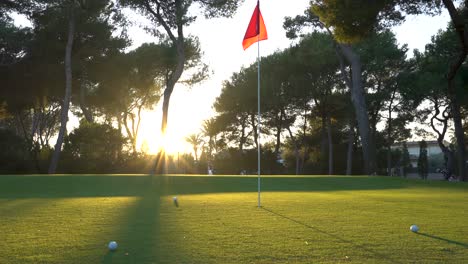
[242,0,268,50]
[242,0,267,208]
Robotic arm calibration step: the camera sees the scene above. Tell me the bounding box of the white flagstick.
[257,34,261,208]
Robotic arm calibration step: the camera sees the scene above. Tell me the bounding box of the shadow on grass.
[416,232,468,248]
[101,178,162,264]
[101,252,116,264]
[262,207,402,264]
[0,175,407,198]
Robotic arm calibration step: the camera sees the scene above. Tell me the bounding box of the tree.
[439,3,468,182]
[42,0,125,173]
[356,30,410,174]
[417,140,429,180]
[284,8,377,174]
[309,0,467,181]
[47,0,76,174]
[214,34,357,175]
[62,120,126,173]
[261,49,310,174]
[185,133,203,162]
[201,118,221,163]
[401,142,411,177]
[0,129,30,173]
[403,26,466,179]
[0,14,33,66]
[119,0,241,135]
[89,41,202,154]
[310,1,443,43]
[289,33,348,175]
[4,0,129,171]
[0,14,54,172]
[214,67,257,151]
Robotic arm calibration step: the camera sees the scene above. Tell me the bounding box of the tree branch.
[442,0,468,81]
[143,0,177,43]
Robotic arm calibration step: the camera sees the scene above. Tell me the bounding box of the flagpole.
[242,0,265,208]
[257,34,261,208]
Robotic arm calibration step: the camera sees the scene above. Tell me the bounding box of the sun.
[138,128,191,156]
[141,133,188,156]
[136,110,193,156]
[132,82,214,156]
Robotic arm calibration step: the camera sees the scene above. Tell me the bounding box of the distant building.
[392,140,445,168]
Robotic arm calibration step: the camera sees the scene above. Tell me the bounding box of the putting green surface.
[0,175,466,263]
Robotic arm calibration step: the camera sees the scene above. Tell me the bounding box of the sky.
[12,1,452,155]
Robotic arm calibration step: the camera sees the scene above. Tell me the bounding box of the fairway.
[0,175,467,264]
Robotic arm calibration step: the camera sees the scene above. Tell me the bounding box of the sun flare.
[136,109,194,156]
[140,133,188,155]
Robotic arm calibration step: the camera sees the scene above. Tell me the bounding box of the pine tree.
[417,140,428,180]
[401,142,411,177]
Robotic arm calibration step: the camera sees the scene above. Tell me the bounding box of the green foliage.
[0,15,32,66]
[213,29,414,174]
[311,0,443,43]
[212,148,282,175]
[402,26,461,104]
[0,16,37,110]
[311,0,387,43]
[353,30,414,152]
[62,121,127,173]
[400,26,467,180]
[119,0,243,31]
[0,129,30,173]
[283,9,321,40]
[185,133,204,161]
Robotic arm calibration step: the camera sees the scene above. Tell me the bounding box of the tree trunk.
[239,115,247,151]
[16,109,41,173]
[30,108,41,172]
[156,29,185,175]
[123,111,137,154]
[79,67,93,122]
[386,106,392,176]
[287,126,300,175]
[48,6,75,174]
[135,96,146,149]
[194,147,198,162]
[442,0,468,181]
[339,44,376,175]
[117,114,122,161]
[430,98,455,179]
[386,89,397,176]
[327,115,333,175]
[320,115,327,174]
[450,91,466,180]
[438,139,456,178]
[300,105,308,174]
[346,120,354,175]
[274,110,283,156]
[251,113,258,150]
[160,11,185,134]
[445,149,455,178]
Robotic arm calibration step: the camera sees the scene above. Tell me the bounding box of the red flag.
[242,1,268,50]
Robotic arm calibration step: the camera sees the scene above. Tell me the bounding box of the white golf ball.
[108,241,118,251]
[173,196,179,207]
[410,225,419,232]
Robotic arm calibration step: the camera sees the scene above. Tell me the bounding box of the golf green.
[0,175,466,263]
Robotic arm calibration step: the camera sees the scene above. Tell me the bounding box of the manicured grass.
[0,175,466,263]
